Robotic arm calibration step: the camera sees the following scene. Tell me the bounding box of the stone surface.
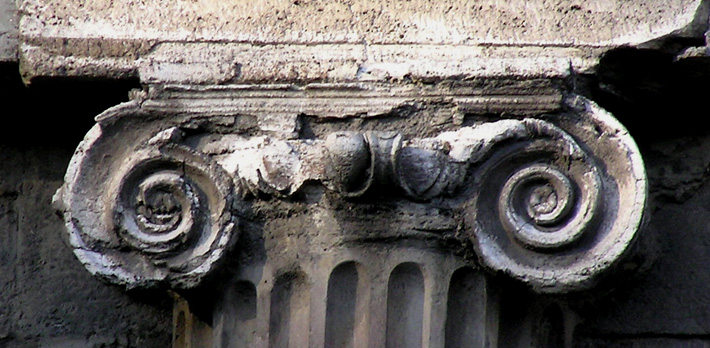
[18,0,709,83]
[572,134,710,336]
[0,0,17,61]
[0,145,172,348]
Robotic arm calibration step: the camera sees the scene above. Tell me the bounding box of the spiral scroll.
[498,162,599,250]
[110,145,235,261]
[466,97,646,293]
[55,104,238,289]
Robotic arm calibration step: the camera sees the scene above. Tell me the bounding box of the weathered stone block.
[18,0,709,83]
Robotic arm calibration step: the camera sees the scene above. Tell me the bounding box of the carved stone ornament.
[54,83,647,293]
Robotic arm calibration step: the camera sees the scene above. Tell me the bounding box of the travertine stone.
[18,0,709,83]
[55,82,646,294]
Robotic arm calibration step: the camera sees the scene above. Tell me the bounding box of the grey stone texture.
[0,68,172,348]
[0,0,17,61]
[0,145,171,348]
[580,134,710,336]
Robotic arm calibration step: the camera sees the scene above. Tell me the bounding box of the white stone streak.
[435,120,528,163]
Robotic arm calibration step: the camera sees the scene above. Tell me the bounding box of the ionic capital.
[55,84,646,293]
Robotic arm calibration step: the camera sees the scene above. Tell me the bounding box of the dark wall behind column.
[0,63,172,348]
